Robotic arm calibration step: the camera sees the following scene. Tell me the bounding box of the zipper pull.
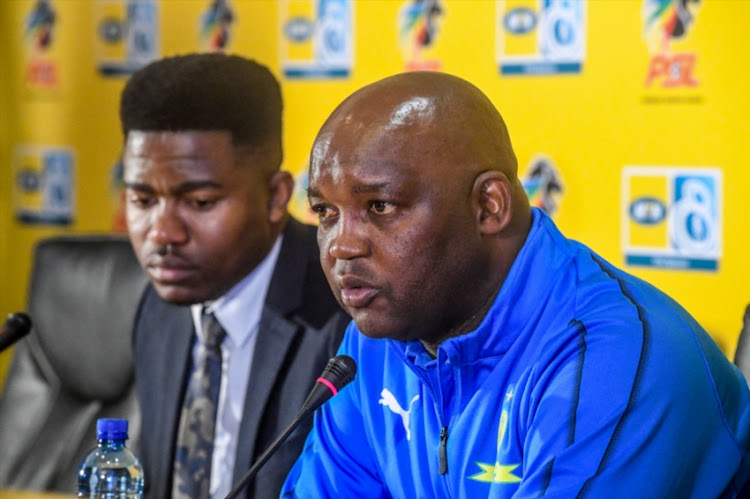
[439,426,449,475]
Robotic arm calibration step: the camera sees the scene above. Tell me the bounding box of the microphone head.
[298,355,358,419]
[320,354,357,392]
[5,312,32,332]
[0,312,33,351]
[2,312,32,338]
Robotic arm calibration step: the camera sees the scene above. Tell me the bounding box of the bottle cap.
[96,418,128,440]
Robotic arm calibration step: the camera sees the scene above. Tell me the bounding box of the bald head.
[309,71,532,349]
[315,71,520,187]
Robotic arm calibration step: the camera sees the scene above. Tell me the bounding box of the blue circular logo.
[503,7,537,35]
[285,17,314,42]
[17,169,40,193]
[99,18,123,43]
[629,197,667,225]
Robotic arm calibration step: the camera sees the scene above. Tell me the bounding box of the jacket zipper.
[439,426,449,474]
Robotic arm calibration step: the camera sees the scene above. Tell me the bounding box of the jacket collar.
[264,218,312,316]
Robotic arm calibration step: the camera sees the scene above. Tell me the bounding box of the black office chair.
[0,234,148,493]
[734,304,750,385]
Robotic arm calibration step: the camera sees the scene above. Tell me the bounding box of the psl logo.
[521,155,564,217]
[398,0,444,71]
[200,0,235,52]
[642,0,701,87]
[25,0,56,52]
[24,0,59,89]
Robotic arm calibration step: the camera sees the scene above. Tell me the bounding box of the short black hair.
[119,53,282,155]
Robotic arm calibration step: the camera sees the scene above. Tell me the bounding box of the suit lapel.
[231,219,311,481]
[155,303,194,482]
[264,219,309,315]
[232,310,299,479]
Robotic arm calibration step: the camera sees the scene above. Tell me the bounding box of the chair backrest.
[0,234,148,493]
[734,304,750,385]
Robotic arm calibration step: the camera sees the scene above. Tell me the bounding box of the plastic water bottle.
[77,418,145,498]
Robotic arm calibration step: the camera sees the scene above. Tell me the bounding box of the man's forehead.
[333,91,438,126]
[384,96,436,130]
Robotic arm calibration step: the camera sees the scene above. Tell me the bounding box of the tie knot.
[200,311,226,350]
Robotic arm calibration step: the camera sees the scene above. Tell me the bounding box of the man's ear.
[267,170,294,224]
[472,171,513,235]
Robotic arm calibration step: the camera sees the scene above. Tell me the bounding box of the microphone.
[0,312,32,353]
[224,354,357,499]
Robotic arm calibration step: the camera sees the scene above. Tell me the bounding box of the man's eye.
[128,194,154,209]
[370,201,396,215]
[190,198,216,210]
[311,204,337,220]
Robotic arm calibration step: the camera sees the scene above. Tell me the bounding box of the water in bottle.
[77,418,145,498]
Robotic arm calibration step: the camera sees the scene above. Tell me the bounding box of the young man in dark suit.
[119,53,348,499]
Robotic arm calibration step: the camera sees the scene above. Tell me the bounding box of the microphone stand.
[223,355,356,499]
[224,411,310,499]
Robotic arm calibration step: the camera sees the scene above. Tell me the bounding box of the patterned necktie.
[172,310,226,499]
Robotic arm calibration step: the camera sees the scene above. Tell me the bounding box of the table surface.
[0,491,76,498]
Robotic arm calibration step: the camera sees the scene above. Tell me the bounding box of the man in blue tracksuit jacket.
[281,71,750,498]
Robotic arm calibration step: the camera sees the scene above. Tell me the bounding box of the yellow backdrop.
[1,0,748,384]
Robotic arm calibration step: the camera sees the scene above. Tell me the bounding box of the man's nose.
[327,215,371,261]
[148,201,188,247]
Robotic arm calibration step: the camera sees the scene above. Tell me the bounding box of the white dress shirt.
[190,236,283,499]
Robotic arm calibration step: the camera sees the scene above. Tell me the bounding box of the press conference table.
[0,491,75,499]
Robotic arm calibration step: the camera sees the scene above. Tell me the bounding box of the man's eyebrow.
[307,186,322,199]
[307,182,393,199]
[123,180,222,195]
[352,182,391,194]
[122,181,153,192]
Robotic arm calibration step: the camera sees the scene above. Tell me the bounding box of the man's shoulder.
[137,283,184,316]
[133,284,191,339]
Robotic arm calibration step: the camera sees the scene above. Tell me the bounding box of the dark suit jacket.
[133,219,349,499]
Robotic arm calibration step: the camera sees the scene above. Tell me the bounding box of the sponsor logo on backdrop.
[24,0,59,90]
[496,0,586,76]
[95,0,159,77]
[280,0,353,79]
[642,0,700,89]
[290,170,318,225]
[110,157,127,233]
[640,0,704,104]
[521,155,564,217]
[200,0,235,52]
[13,145,75,226]
[622,166,721,271]
[398,0,444,71]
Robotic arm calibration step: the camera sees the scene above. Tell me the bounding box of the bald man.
[281,72,750,497]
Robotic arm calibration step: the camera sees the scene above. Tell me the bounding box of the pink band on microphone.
[316,377,338,396]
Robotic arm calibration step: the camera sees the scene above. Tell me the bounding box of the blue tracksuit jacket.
[282,208,750,498]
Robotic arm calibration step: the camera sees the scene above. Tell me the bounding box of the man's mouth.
[146,256,196,284]
[338,275,379,309]
[149,265,195,284]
